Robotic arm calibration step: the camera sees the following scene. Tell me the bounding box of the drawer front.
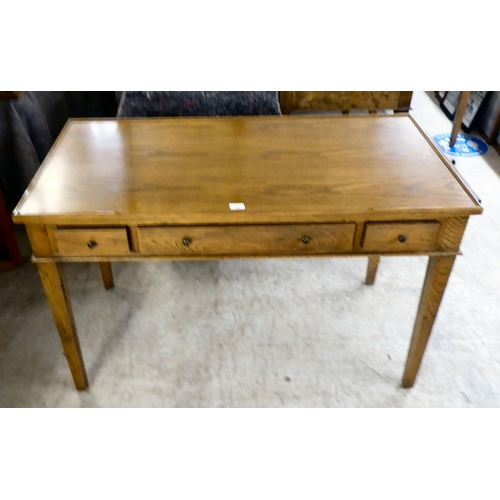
[362,222,440,252]
[53,229,130,256]
[138,224,355,256]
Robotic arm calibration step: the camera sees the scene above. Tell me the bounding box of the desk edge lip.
[409,114,483,208]
[12,206,483,226]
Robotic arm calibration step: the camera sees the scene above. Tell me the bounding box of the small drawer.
[362,222,440,252]
[53,228,130,256]
[138,224,355,256]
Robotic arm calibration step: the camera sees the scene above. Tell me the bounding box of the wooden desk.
[12,115,482,391]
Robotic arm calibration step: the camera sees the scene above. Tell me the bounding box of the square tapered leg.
[37,262,88,390]
[402,256,456,388]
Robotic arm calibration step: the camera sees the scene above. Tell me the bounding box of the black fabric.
[117,91,281,117]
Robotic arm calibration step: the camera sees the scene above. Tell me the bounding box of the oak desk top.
[13,115,481,226]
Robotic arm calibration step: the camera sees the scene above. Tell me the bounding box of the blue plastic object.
[433,133,488,157]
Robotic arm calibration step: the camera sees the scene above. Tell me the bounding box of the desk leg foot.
[365,256,380,285]
[99,262,114,290]
[402,256,456,388]
[37,262,89,391]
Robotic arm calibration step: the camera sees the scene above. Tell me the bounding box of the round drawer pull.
[398,235,407,243]
[87,240,97,249]
[302,236,311,244]
[182,238,191,246]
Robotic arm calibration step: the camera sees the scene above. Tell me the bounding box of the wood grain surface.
[53,228,130,256]
[99,262,114,289]
[138,223,355,256]
[13,115,481,226]
[37,262,88,390]
[362,222,440,252]
[402,256,457,388]
[365,256,381,285]
[280,91,411,113]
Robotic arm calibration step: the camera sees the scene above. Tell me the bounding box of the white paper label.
[229,203,245,211]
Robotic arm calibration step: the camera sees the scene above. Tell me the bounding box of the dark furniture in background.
[476,92,500,154]
[279,91,413,115]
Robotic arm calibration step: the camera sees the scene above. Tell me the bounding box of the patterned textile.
[117,91,281,117]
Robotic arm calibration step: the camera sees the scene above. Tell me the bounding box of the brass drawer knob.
[182,238,191,246]
[398,235,407,243]
[302,236,311,244]
[87,240,97,248]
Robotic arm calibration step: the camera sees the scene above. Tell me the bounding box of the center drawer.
[137,224,355,256]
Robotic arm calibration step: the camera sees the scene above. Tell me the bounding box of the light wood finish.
[99,262,114,289]
[128,226,140,252]
[403,216,468,387]
[279,91,413,114]
[53,228,130,256]
[25,224,53,256]
[25,224,88,389]
[437,217,469,251]
[362,222,440,253]
[402,256,456,387]
[12,116,480,226]
[31,250,462,264]
[450,91,471,146]
[138,224,355,257]
[37,262,88,390]
[365,256,380,285]
[12,115,482,390]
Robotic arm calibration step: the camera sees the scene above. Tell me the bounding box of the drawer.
[53,228,130,256]
[362,222,440,252]
[138,224,355,256]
